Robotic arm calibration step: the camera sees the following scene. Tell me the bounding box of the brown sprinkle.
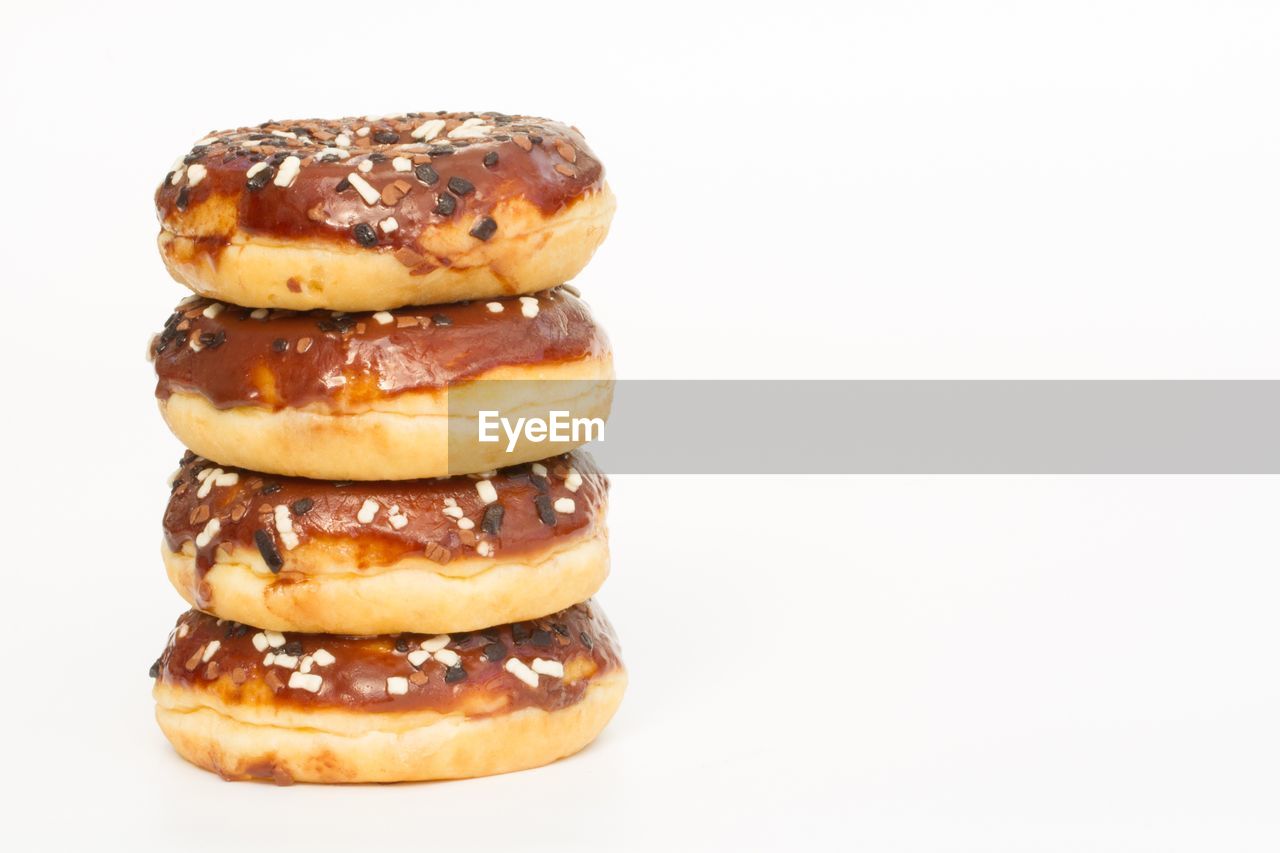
[394,247,427,268]
[409,671,429,686]
[555,140,577,163]
[513,135,533,152]
[189,504,210,525]
[554,163,576,177]
[231,667,249,684]
[265,670,285,691]
[204,661,220,679]
[185,646,205,671]
[423,541,452,565]
[396,316,419,328]
[297,337,314,353]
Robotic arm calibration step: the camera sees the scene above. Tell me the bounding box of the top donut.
[155,113,615,311]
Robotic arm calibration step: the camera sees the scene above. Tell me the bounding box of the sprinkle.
[448,118,490,139]
[356,126,371,137]
[407,649,431,667]
[505,658,539,688]
[442,505,464,519]
[313,649,335,666]
[299,656,313,673]
[291,497,314,515]
[357,499,379,524]
[469,216,497,241]
[434,193,456,216]
[434,649,460,667]
[420,635,451,653]
[177,623,190,639]
[254,529,284,572]
[483,642,507,662]
[386,676,409,695]
[483,151,499,168]
[169,165,186,185]
[485,302,504,313]
[481,503,505,534]
[476,540,493,557]
[519,296,539,318]
[273,155,301,187]
[555,163,576,177]
[357,159,373,174]
[457,518,475,530]
[554,497,576,514]
[246,161,269,178]
[445,664,468,683]
[272,654,298,670]
[202,302,224,319]
[334,133,352,148]
[414,164,439,185]
[196,468,223,498]
[346,173,380,205]
[531,463,548,477]
[202,641,221,662]
[274,505,299,550]
[373,129,399,144]
[534,495,557,526]
[555,140,577,163]
[289,672,323,693]
[392,156,413,172]
[411,119,446,140]
[531,658,564,677]
[252,633,270,652]
[297,337,313,353]
[186,164,207,186]
[379,217,398,234]
[264,630,286,649]
[388,505,409,529]
[565,467,583,492]
[447,175,475,196]
[353,222,378,247]
[250,308,269,320]
[195,518,221,548]
[372,311,393,325]
[476,480,499,504]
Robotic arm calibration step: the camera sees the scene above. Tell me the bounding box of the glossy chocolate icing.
[152,602,621,715]
[155,113,604,261]
[165,450,606,579]
[150,287,607,409]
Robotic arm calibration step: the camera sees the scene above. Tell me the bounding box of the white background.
[3,1,1279,850]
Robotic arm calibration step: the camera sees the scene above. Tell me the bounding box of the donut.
[149,287,612,480]
[155,113,614,311]
[163,450,609,635]
[150,603,625,784]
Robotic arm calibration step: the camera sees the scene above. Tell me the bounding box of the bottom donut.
[150,601,625,784]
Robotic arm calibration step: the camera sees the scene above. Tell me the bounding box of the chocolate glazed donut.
[156,113,615,310]
[148,287,614,480]
[151,603,626,784]
[162,450,610,635]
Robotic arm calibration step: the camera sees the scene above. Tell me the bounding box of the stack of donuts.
[145,113,624,784]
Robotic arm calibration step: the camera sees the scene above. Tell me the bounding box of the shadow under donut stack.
[145,112,623,784]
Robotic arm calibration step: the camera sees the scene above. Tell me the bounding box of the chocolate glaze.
[154,113,604,261]
[166,450,606,581]
[150,287,608,409]
[152,602,621,715]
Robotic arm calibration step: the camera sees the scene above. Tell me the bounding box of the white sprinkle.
[347,172,380,205]
[273,155,301,188]
[213,471,239,487]
[250,308,269,320]
[392,156,413,172]
[448,118,490,139]
[519,296,540,318]
[372,311,394,325]
[195,468,213,482]
[457,517,475,530]
[505,658,539,688]
[565,468,583,492]
[263,653,275,666]
[335,133,352,148]
[196,468,223,498]
[270,129,298,139]
[274,505,299,550]
[443,497,458,507]
[312,648,335,666]
[186,163,207,186]
[386,676,409,695]
[476,480,499,504]
[195,517,221,548]
[202,302,224,319]
[388,506,409,529]
[264,630,286,649]
[554,497,576,514]
[379,217,398,234]
[476,540,492,557]
[246,162,269,179]
[434,649,460,667]
[272,654,298,670]
[357,499,379,524]
[531,658,564,678]
[188,336,203,352]
[531,463,548,477]
[442,505,464,519]
[411,118,446,140]
[358,159,373,174]
[289,672,323,693]
[485,302,504,313]
[252,632,270,652]
[202,640,221,662]
[177,623,190,639]
[420,635,451,653]
[407,649,432,666]
[299,655,313,674]
[356,126,371,137]
[169,165,186,185]
[317,147,348,161]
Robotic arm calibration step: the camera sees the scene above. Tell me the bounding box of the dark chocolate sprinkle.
[253,529,284,573]
[175,187,190,211]
[444,664,468,683]
[199,331,226,349]
[290,497,314,515]
[447,176,475,196]
[283,640,304,657]
[431,314,452,326]
[483,151,499,168]
[271,338,288,352]
[511,623,531,645]
[481,504,505,535]
[469,216,497,241]
[483,642,507,662]
[395,637,411,653]
[246,165,275,191]
[579,632,593,649]
[373,130,399,144]
[427,145,454,156]
[434,193,457,216]
[552,623,569,637]
[149,658,162,678]
[334,177,351,192]
[534,494,557,526]
[353,222,378,247]
[531,629,553,647]
[261,483,282,495]
[414,164,439,185]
